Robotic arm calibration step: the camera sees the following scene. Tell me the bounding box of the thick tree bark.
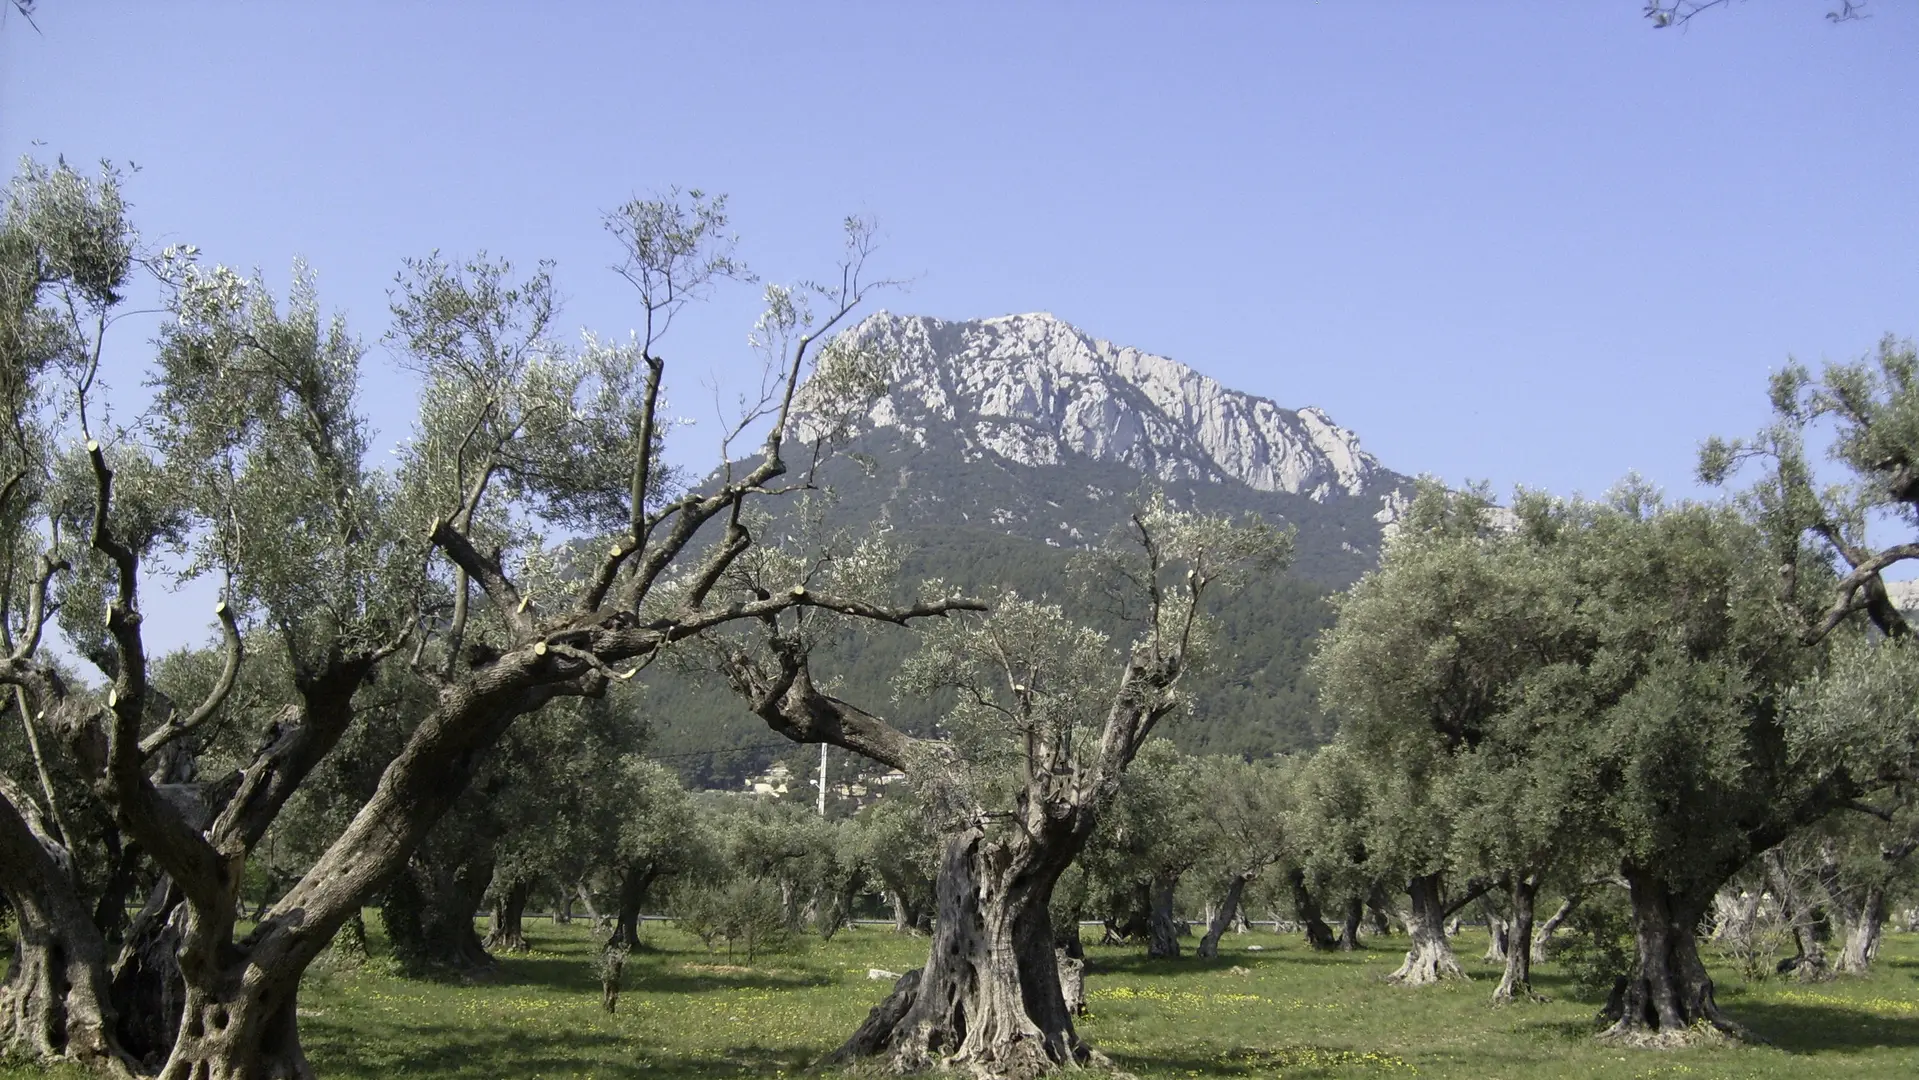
[1831,884,1886,976]
[612,863,658,949]
[1337,896,1364,951]
[1600,865,1735,1043]
[1146,874,1182,959]
[0,787,131,1075]
[110,878,189,1066]
[1388,873,1465,985]
[1287,868,1338,952]
[1492,875,1543,1004]
[1198,874,1250,959]
[483,876,531,953]
[382,854,497,974]
[825,825,1091,1078]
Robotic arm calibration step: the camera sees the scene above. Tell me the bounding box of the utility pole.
[816,742,828,817]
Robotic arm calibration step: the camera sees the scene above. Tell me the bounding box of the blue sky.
[3,2,1913,511]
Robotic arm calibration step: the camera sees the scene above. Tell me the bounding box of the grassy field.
[5,919,1918,1078]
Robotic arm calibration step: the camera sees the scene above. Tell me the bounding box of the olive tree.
[1319,477,1894,1042]
[712,496,1290,1076]
[1190,754,1294,958]
[0,156,968,1078]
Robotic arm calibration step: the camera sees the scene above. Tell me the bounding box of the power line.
[646,741,793,761]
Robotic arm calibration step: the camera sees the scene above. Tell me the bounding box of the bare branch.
[1805,545,1919,642]
[427,518,532,638]
[139,601,243,757]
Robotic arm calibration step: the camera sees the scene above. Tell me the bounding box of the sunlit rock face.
[832,311,1389,503]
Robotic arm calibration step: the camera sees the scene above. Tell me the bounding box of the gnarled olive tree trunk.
[889,889,931,935]
[1198,874,1251,959]
[110,877,190,1066]
[1600,866,1732,1043]
[1287,868,1338,952]
[1388,873,1465,985]
[484,876,532,953]
[828,823,1091,1079]
[1831,883,1886,976]
[0,787,130,1075]
[1146,874,1182,959]
[1337,896,1364,952]
[383,853,497,974]
[1492,875,1543,1004]
[611,863,660,949]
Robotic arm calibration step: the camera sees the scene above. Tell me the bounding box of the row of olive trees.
[1298,338,1919,1041]
[0,155,980,1079]
[0,154,1285,1080]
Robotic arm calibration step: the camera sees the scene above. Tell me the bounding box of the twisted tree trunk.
[0,788,130,1075]
[1198,874,1250,959]
[1337,896,1364,951]
[1600,865,1733,1043]
[110,877,189,1066]
[612,863,659,949]
[484,876,531,953]
[383,853,496,974]
[1388,873,1465,985]
[826,824,1091,1078]
[1492,875,1543,1004]
[1287,868,1338,952]
[1831,884,1886,976]
[1367,883,1394,936]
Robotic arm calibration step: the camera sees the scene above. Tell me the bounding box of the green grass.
[6,919,1919,1078]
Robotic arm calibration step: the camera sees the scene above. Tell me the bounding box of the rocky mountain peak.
[824,311,1390,503]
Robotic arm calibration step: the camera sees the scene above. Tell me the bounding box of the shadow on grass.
[310,1025,816,1080]
[1729,1000,1919,1053]
[1516,1000,1919,1054]
[1085,948,1382,977]
[1106,1044,1425,1077]
[483,950,837,995]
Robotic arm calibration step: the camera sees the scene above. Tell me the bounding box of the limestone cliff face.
[830,311,1390,504]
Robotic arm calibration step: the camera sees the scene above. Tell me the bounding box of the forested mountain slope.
[643,313,1411,788]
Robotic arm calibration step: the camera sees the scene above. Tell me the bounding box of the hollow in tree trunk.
[1388,874,1465,985]
[483,876,531,953]
[110,877,189,1066]
[825,824,1091,1078]
[1492,875,1544,1004]
[1198,874,1250,959]
[1337,896,1364,952]
[1600,865,1736,1043]
[1146,874,1182,959]
[1287,868,1338,952]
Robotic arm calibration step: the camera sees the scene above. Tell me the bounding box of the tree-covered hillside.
[642,521,1338,791]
